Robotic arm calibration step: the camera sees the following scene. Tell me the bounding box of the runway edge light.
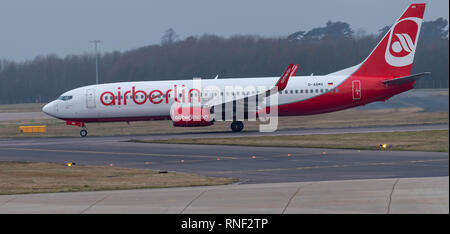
[378,144,388,150]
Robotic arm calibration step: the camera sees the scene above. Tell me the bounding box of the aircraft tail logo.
[350,3,426,78]
[385,17,422,67]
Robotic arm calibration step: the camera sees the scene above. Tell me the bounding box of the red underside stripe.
[62,81,414,123]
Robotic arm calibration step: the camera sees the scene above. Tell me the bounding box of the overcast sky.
[0,0,448,61]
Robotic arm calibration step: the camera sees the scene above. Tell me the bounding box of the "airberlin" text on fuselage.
[100,85,200,106]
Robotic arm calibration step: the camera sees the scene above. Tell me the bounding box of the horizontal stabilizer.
[382,72,430,85]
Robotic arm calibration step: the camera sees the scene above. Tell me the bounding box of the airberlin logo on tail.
[392,33,414,53]
[385,17,422,67]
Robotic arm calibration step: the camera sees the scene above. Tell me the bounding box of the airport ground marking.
[208,158,449,175]
[0,147,237,160]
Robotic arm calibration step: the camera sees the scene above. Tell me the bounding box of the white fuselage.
[43,75,348,121]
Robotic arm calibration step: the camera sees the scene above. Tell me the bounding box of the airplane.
[43,3,428,137]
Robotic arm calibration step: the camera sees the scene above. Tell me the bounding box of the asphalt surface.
[1,177,448,214]
[0,124,448,184]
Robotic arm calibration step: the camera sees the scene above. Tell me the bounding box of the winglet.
[276,64,298,91]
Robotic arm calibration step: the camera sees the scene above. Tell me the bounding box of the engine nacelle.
[171,106,214,127]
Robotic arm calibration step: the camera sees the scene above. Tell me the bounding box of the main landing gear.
[230,121,244,132]
[80,128,88,137]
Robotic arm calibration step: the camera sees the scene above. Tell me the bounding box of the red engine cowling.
[171,106,213,127]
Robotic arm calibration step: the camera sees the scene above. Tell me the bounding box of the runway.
[0,124,448,213]
[0,124,448,184]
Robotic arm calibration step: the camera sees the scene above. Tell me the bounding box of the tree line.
[0,18,448,104]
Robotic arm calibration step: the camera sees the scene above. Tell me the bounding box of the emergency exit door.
[352,80,361,100]
[86,88,96,108]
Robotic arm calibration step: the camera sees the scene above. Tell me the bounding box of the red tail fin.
[353,3,426,78]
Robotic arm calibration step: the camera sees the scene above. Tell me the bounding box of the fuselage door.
[86,88,96,108]
[352,80,361,100]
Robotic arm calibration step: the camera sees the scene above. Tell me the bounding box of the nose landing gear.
[66,121,87,137]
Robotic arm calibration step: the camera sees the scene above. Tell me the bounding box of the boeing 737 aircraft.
[43,3,428,137]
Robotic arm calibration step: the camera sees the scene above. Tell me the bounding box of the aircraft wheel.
[230,121,244,132]
[80,129,88,137]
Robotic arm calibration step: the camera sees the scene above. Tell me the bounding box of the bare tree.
[0,19,448,104]
[161,28,179,45]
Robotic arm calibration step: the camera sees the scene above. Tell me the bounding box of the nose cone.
[42,103,52,116]
[42,101,57,117]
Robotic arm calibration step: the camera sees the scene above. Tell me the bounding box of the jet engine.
[171,106,214,127]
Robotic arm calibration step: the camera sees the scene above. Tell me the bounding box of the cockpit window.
[58,95,73,101]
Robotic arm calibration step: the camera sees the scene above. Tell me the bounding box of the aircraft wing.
[203,64,298,109]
